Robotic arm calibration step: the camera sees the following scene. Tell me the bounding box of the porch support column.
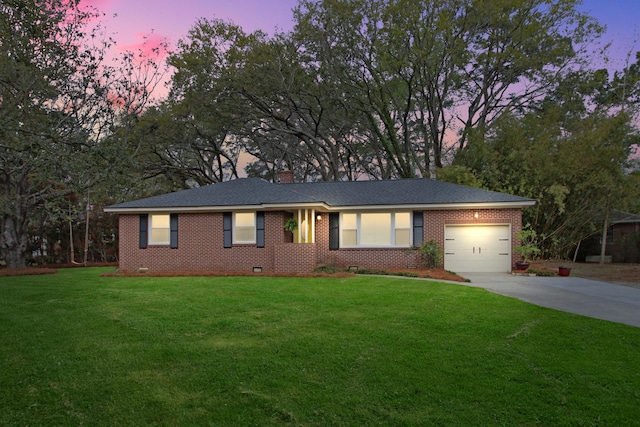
[311,209,315,244]
[304,209,309,243]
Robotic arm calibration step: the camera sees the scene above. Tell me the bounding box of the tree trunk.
[2,215,28,269]
[83,194,90,265]
[69,214,76,264]
[599,205,610,265]
[573,239,581,263]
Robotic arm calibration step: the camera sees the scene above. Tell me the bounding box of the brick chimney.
[279,170,294,184]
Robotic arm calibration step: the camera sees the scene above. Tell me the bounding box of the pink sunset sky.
[88,0,638,65]
[83,0,639,102]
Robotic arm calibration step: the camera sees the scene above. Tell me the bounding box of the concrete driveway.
[460,273,640,328]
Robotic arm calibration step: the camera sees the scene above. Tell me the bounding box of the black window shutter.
[223,212,232,248]
[413,211,423,247]
[139,214,148,249]
[256,212,265,248]
[329,213,339,251]
[170,213,178,249]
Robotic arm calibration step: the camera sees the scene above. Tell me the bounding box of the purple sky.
[85,0,637,168]
[89,0,638,73]
[90,0,299,55]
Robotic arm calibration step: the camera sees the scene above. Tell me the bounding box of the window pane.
[342,213,357,229]
[151,214,170,229]
[149,214,170,244]
[235,213,255,227]
[395,212,410,229]
[343,229,357,247]
[151,229,169,243]
[395,229,411,246]
[361,213,391,246]
[235,228,255,243]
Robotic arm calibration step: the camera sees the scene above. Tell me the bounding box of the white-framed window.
[394,212,411,246]
[340,212,412,247]
[149,214,170,245]
[342,213,357,247]
[361,213,391,246]
[234,212,256,244]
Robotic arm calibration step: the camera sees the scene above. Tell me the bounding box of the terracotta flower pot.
[515,261,530,271]
[558,266,571,277]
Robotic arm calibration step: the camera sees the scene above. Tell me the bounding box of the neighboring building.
[104,175,535,274]
[580,210,640,263]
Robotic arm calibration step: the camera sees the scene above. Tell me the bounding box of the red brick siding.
[609,223,640,263]
[274,244,317,273]
[316,209,522,270]
[119,211,291,272]
[424,209,523,269]
[118,208,523,273]
[313,215,417,269]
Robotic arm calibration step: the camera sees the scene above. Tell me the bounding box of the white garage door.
[444,225,511,273]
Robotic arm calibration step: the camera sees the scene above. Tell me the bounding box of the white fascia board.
[103,202,332,214]
[323,201,536,211]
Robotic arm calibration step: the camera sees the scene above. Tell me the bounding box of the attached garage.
[444,225,512,273]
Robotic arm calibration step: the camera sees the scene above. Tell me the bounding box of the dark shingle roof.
[108,179,312,209]
[610,210,640,224]
[105,178,534,211]
[286,179,530,206]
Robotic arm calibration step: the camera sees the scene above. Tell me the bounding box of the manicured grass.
[1,269,639,426]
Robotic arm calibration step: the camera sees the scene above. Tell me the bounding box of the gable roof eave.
[104,199,535,214]
[609,209,640,225]
[103,201,333,214]
[328,200,537,211]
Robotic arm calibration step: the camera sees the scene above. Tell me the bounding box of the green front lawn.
[1,268,639,426]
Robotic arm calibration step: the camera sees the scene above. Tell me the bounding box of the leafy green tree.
[125,19,257,189]
[0,0,103,268]
[292,0,456,177]
[291,0,602,177]
[235,32,373,181]
[135,0,604,184]
[456,0,600,147]
[456,69,638,258]
[0,0,165,268]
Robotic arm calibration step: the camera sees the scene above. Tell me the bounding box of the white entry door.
[444,225,511,273]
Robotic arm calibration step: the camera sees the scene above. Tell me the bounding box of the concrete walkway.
[460,273,640,328]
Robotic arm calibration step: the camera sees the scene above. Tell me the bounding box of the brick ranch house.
[104,173,535,274]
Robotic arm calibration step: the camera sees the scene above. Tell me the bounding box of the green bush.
[313,265,344,274]
[417,239,443,269]
[515,224,541,262]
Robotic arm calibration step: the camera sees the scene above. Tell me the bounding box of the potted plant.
[558,266,572,276]
[514,225,540,271]
[284,217,298,234]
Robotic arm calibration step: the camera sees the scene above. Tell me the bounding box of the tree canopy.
[2,0,639,267]
[119,0,640,260]
[0,0,164,268]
